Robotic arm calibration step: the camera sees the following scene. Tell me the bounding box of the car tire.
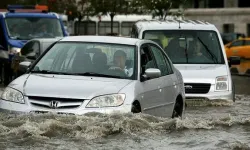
[172,98,183,119]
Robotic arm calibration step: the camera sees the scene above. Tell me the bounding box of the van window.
[143,30,225,64]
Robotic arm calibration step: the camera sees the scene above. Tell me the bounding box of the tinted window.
[33,42,136,80]
[150,45,169,76]
[231,41,243,47]
[5,17,64,40]
[143,30,224,64]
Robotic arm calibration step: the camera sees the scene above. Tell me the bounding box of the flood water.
[0,76,250,150]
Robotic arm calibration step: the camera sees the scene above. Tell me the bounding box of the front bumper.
[185,90,233,101]
[0,98,132,115]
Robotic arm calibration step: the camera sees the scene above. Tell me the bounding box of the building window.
[121,22,135,36]
[223,24,234,33]
[239,0,250,7]
[98,21,119,35]
[195,0,224,8]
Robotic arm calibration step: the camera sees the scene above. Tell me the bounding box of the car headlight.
[215,76,228,91]
[86,94,125,108]
[8,46,21,55]
[1,87,25,104]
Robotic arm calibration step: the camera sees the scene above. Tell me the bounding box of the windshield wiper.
[31,70,72,75]
[73,72,122,79]
[197,37,218,63]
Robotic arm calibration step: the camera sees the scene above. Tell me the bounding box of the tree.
[89,0,130,35]
[139,0,190,19]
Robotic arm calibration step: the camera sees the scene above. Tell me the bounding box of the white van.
[132,19,240,101]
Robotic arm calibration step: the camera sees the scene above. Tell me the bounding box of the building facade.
[179,0,250,36]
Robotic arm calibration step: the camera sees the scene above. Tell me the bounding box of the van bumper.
[185,91,233,101]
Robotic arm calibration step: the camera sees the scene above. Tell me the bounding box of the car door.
[241,40,250,59]
[139,44,165,117]
[149,44,176,117]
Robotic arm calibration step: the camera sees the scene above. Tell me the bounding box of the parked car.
[132,19,240,102]
[11,38,60,78]
[225,38,250,59]
[0,36,185,118]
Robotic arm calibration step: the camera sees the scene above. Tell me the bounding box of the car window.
[140,44,157,75]
[243,40,250,46]
[150,44,170,76]
[21,41,40,56]
[231,40,243,47]
[33,42,137,80]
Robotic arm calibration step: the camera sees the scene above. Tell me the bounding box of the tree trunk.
[110,13,115,35]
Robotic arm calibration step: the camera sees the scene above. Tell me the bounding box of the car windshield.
[143,30,225,64]
[5,17,64,40]
[31,42,136,79]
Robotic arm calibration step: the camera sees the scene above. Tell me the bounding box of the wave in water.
[0,112,250,140]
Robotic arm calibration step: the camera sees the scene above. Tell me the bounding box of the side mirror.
[26,52,37,60]
[229,56,240,67]
[141,68,161,82]
[19,61,32,72]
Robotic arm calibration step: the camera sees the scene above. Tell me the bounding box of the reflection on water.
[0,95,250,150]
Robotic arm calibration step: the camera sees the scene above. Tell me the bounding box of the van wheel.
[172,97,183,118]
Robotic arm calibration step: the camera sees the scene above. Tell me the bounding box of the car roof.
[135,19,217,31]
[60,36,143,45]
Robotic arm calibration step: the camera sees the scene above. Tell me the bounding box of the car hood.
[15,74,133,99]
[174,64,229,83]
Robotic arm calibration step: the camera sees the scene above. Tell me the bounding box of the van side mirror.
[141,68,161,82]
[229,56,240,67]
[26,52,37,60]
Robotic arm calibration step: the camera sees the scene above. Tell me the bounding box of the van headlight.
[8,46,21,55]
[86,94,125,108]
[215,76,228,91]
[1,87,25,104]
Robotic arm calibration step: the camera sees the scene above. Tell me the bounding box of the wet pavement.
[0,75,249,150]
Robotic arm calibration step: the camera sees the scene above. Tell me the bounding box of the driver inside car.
[109,50,133,77]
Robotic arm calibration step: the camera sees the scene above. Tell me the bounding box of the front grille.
[184,83,211,94]
[28,96,84,109]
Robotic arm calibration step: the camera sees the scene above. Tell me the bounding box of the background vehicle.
[0,36,185,118]
[133,19,240,102]
[221,32,246,45]
[72,14,182,36]
[0,5,68,85]
[12,38,60,78]
[225,38,250,59]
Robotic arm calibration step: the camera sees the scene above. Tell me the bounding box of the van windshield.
[143,30,225,64]
[5,17,64,40]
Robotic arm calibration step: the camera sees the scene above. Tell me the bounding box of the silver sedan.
[0,36,185,118]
